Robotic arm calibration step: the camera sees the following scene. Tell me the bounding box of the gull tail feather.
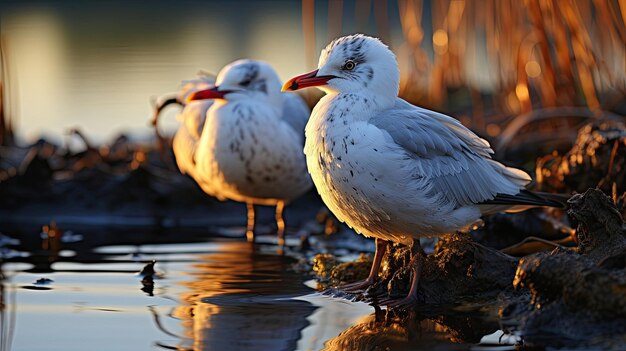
[488,159,532,187]
[479,189,568,214]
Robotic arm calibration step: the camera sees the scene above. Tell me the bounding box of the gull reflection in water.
[152,240,505,351]
[167,241,317,351]
[320,308,506,351]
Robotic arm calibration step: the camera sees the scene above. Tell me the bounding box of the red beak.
[187,86,227,103]
[282,69,336,91]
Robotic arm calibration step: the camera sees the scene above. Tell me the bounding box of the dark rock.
[314,189,626,348]
[513,248,626,319]
[567,188,626,262]
[506,188,626,348]
[34,277,54,285]
[139,260,157,278]
[312,253,371,290]
[383,235,519,305]
[315,235,520,307]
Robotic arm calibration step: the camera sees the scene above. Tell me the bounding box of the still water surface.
[0,230,514,351]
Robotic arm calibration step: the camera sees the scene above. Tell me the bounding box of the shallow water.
[0,229,517,351]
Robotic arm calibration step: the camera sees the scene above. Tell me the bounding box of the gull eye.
[343,60,356,71]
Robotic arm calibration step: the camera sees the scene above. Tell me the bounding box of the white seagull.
[283,34,563,307]
[152,73,216,178]
[188,59,312,245]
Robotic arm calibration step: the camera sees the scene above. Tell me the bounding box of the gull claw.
[337,278,374,293]
[362,289,387,304]
[360,282,388,302]
[377,294,418,310]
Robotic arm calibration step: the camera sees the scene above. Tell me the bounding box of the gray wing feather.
[388,99,493,158]
[281,92,310,140]
[370,99,531,207]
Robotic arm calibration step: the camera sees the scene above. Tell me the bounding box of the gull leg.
[275,201,286,247]
[246,202,255,243]
[382,239,424,309]
[339,238,389,293]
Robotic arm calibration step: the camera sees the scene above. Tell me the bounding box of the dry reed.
[302,0,626,136]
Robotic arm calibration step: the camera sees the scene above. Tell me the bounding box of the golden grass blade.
[302,0,317,70]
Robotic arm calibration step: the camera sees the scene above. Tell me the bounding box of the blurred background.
[1,0,624,147]
[1,2,625,351]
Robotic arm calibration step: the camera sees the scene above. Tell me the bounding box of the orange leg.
[275,201,286,247]
[339,238,389,292]
[246,202,255,242]
[381,239,424,309]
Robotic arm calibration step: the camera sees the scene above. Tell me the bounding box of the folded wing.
[281,92,310,144]
[370,99,531,209]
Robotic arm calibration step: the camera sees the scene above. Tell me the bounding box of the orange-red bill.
[187,87,227,103]
[282,69,335,91]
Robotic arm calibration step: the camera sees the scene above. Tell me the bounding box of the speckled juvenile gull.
[284,34,563,307]
[189,60,312,245]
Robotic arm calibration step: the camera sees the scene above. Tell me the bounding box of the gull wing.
[370,99,531,208]
[173,126,199,177]
[281,92,310,143]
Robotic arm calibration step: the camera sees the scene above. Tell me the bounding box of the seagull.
[283,34,564,307]
[152,73,216,178]
[188,59,312,245]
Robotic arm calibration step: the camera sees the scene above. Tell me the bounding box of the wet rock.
[312,253,372,290]
[0,134,224,224]
[567,188,626,262]
[315,235,520,306]
[34,277,53,285]
[514,248,626,318]
[139,260,157,278]
[312,254,339,280]
[505,188,626,348]
[315,189,625,348]
[330,254,372,286]
[380,235,519,305]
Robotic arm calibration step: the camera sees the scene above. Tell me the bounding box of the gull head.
[188,60,282,106]
[283,34,399,99]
